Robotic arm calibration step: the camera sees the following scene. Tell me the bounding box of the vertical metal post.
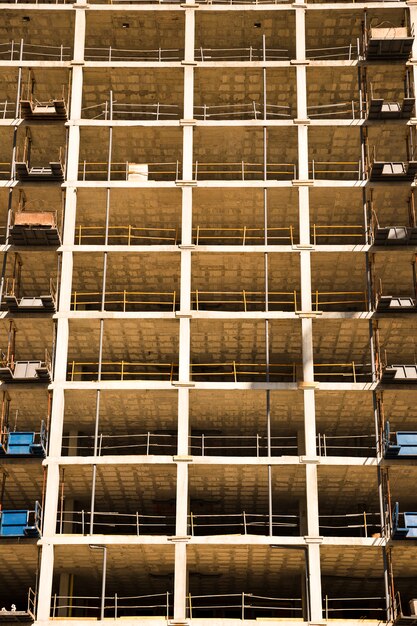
[90,315,104,534]
[264,188,272,536]
[263,35,267,120]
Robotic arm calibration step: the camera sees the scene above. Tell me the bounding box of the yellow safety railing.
[190,362,298,382]
[309,160,362,180]
[72,291,177,311]
[311,224,365,244]
[193,161,296,180]
[68,361,177,381]
[312,291,367,311]
[314,362,372,383]
[76,225,178,245]
[67,360,372,383]
[70,289,369,312]
[192,290,298,312]
[78,161,180,180]
[193,226,294,245]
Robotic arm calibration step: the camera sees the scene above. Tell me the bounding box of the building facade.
[0,1,417,625]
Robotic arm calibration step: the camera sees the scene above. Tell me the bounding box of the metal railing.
[28,588,36,618]
[61,432,177,456]
[75,225,179,245]
[306,41,360,60]
[190,362,297,382]
[71,290,177,311]
[311,224,365,244]
[188,593,303,619]
[74,224,297,245]
[194,102,292,120]
[189,434,298,456]
[193,226,295,245]
[319,512,380,537]
[312,291,367,311]
[0,40,71,61]
[1,348,52,372]
[307,101,361,120]
[314,362,372,382]
[79,161,180,181]
[192,290,298,311]
[51,592,171,620]
[84,46,183,62]
[81,101,180,121]
[4,277,56,302]
[0,101,17,119]
[69,288,368,312]
[317,434,376,457]
[195,47,289,61]
[68,361,177,381]
[193,161,296,180]
[323,596,386,620]
[58,510,176,535]
[67,361,373,382]
[188,512,299,535]
[309,160,362,180]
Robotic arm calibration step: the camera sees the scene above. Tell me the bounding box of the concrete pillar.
[37,8,85,619]
[177,388,189,456]
[173,542,188,621]
[36,543,54,621]
[173,463,189,621]
[308,543,323,622]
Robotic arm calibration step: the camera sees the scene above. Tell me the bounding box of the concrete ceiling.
[0,544,39,609]
[82,67,184,118]
[0,458,44,508]
[68,319,179,362]
[72,252,180,296]
[0,318,54,360]
[194,11,295,56]
[54,544,175,596]
[84,11,184,55]
[0,10,74,50]
[76,187,182,232]
[61,462,176,513]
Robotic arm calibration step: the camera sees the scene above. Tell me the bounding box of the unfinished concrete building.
[1,1,417,625]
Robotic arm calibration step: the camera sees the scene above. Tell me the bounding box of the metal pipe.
[89,545,107,620]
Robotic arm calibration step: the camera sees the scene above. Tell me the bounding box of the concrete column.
[36,543,54,621]
[303,388,316,457]
[301,318,314,381]
[308,543,323,622]
[37,9,85,620]
[305,466,322,617]
[184,8,195,62]
[178,318,191,382]
[297,125,309,181]
[296,65,308,120]
[300,251,312,311]
[183,67,194,121]
[295,6,306,62]
[177,388,189,456]
[173,462,189,620]
[182,7,195,179]
[298,186,310,247]
[72,8,86,64]
[173,541,188,621]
